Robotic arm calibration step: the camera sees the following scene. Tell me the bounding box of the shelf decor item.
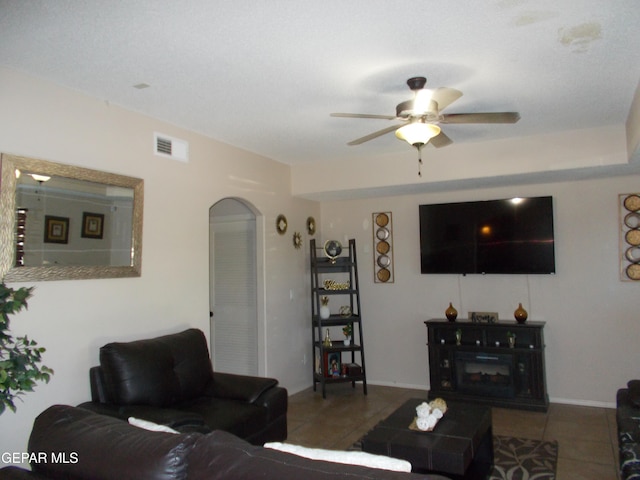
[445,303,458,321]
[342,323,353,346]
[323,240,342,264]
[319,296,330,319]
[323,328,332,347]
[514,303,528,324]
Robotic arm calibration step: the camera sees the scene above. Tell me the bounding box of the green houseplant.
[0,283,53,414]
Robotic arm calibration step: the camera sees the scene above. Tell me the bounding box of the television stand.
[425,319,549,411]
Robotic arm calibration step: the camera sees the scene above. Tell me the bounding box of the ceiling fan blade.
[441,112,520,124]
[331,113,397,120]
[431,88,463,112]
[347,123,403,145]
[430,131,453,148]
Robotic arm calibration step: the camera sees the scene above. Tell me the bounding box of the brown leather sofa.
[77,328,287,445]
[0,405,449,480]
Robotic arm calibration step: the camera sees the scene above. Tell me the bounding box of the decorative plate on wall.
[619,194,640,281]
[372,212,394,283]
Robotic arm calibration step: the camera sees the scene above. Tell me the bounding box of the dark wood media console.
[425,319,549,411]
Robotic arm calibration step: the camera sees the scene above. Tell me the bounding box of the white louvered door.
[210,203,257,375]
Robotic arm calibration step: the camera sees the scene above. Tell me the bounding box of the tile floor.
[286,384,619,480]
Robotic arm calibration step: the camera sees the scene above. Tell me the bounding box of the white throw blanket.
[264,442,412,472]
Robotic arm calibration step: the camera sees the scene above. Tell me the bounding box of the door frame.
[209,197,266,376]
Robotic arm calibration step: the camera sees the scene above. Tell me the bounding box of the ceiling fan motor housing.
[407,76,427,90]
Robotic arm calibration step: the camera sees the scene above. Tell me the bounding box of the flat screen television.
[419,196,555,274]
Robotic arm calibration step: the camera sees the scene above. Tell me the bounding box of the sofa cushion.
[178,397,267,439]
[99,329,214,407]
[207,371,277,403]
[28,405,201,480]
[187,430,436,480]
[264,442,412,472]
[628,380,640,408]
[157,329,214,401]
[100,335,178,406]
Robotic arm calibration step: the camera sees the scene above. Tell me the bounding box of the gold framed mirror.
[0,153,143,281]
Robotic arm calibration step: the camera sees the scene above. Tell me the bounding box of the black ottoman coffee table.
[361,399,493,479]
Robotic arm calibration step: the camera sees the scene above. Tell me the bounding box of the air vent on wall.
[154,132,189,162]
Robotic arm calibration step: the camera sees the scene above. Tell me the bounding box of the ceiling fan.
[331,77,520,176]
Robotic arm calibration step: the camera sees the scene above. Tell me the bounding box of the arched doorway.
[209,198,265,376]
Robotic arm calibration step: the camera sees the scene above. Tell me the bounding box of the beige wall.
[0,67,319,461]
[318,176,640,406]
[1,65,639,464]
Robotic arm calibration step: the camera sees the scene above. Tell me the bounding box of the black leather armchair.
[78,328,287,445]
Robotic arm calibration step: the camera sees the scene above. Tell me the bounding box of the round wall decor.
[620,194,640,281]
[306,216,316,235]
[276,214,287,235]
[372,212,394,283]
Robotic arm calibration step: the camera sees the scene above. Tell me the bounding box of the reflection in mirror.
[0,154,143,281]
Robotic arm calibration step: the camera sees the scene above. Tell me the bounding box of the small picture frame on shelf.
[325,352,341,378]
[469,311,499,323]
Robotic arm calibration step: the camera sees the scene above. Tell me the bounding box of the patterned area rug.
[352,435,558,479]
[490,435,558,480]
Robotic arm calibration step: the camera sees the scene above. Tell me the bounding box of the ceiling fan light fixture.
[395,122,441,147]
[30,174,51,182]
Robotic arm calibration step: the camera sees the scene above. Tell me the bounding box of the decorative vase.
[319,296,330,319]
[344,336,351,346]
[445,302,458,322]
[514,303,528,324]
[323,328,332,347]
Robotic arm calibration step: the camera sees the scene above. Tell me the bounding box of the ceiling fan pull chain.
[417,145,423,177]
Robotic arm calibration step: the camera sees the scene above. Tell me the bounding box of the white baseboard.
[287,382,616,410]
[549,396,616,409]
[366,380,429,391]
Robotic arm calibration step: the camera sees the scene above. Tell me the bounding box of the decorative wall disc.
[375,213,389,227]
[625,212,640,229]
[377,254,391,268]
[627,264,640,280]
[276,214,287,235]
[626,246,640,263]
[376,240,390,254]
[376,268,391,282]
[306,216,316,235]
[376,227,390,240]
[372,212,394,283]
[293,231,302,249]
[625,229,640,246]
[624,195,640,212]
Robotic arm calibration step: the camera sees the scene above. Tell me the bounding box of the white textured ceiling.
[1,0,639,167]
